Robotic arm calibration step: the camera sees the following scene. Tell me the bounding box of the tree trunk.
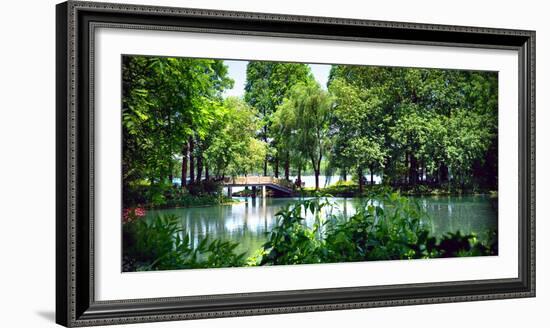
[312,154,322,190]
[181,143,188,188]
[189,136,195,184]
[263,118,268,176]
[168,160,173,184]
[314,169,320,190]
[404,152,409,185]
[439,163,449,184]
[197,154,203,183]
[370,165,374,185]
[342,169,347,181]
[284,153,290,180]
[205,164,209,181]
[274,156,279,178]
[358,167,364,193]
[409,153,418,186]
[297,164,302,188]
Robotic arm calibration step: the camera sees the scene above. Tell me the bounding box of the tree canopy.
[122,56,498,207]
[274,81,332,190]
[327,65,498,190]
[244,62,313,176]
[122,56,263,204]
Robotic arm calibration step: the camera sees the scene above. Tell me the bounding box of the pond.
[145,195,498,257]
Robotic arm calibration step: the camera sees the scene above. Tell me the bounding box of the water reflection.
[145,195,498,256]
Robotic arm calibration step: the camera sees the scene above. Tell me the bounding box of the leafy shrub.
[300,182,393,197]
[123,215,246,271]
[260,198,330,265]
[123,194,497,272]
[324,194,435,261]
[260,194,497,266]
[187,180,222,196]
[437,230,497,257]
[123,184,149,207]
[124,180,225,208]
[163,194,233,209]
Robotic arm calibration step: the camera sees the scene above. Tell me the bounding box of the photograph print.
[121,55,498,272]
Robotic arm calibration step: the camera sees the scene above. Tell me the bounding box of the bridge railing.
[259,176,272,184]
[223,176,293,189]
[272,178,294,189]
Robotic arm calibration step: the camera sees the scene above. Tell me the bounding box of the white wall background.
[0,0,546,327]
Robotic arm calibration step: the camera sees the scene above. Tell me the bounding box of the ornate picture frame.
[56,1,535,326]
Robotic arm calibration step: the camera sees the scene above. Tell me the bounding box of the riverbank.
[129,179,497,211]
[158,199,245,210]
[297,181,498,198]
[141,194,237,210]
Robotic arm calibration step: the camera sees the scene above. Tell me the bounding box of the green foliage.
[163,194,233,209]
[273,81,333,189]
[445,109,494,187]
[122,56,498,211]
[120,57,500,272]
[123,215,246,271]
[260,198,330,265]
[244,62,314,175]
[327,66,498,191]
[122,55,234,206]
[307,180,360,197]
[123,195,497,272]
[324,194,436,261]
[160,182,233,208]
[328,77,386,188]
[122,57,268,208]
[203,97,266,177]
[259,195,497,266]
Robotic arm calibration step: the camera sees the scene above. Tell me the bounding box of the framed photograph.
[56,1,535,326]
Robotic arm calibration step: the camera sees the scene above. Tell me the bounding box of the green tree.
[122,56,232,205]
[328,65,497,190]
[204,97,266,178]
[244,62,313,176]
[276,81,333,190]
[445,110,493,188]
[328,78,386,191]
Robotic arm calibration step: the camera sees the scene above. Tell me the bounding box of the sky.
[223,60,332,98]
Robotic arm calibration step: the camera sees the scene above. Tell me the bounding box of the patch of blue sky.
[222,60,332,98]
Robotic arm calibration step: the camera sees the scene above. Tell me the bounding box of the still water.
[145,195,498,257]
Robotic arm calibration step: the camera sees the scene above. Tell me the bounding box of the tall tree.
[328,77,386,191]
[276,81,332,190]
[204,97,266,178]
[244,62,313,176]
[121,56,233,203]
[328,65,498,190]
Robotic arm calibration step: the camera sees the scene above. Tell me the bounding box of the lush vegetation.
[122,56,497,209]
[122,56,266,208]
[122,194,497,271]
[326,66,498,192]
[121,56,498,271]
[123,215,247,271]
[260,195,496,265]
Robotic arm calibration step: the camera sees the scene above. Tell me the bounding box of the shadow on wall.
[36,310,55,323]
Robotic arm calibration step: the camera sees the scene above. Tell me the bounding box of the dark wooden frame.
[56,1,536,326]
